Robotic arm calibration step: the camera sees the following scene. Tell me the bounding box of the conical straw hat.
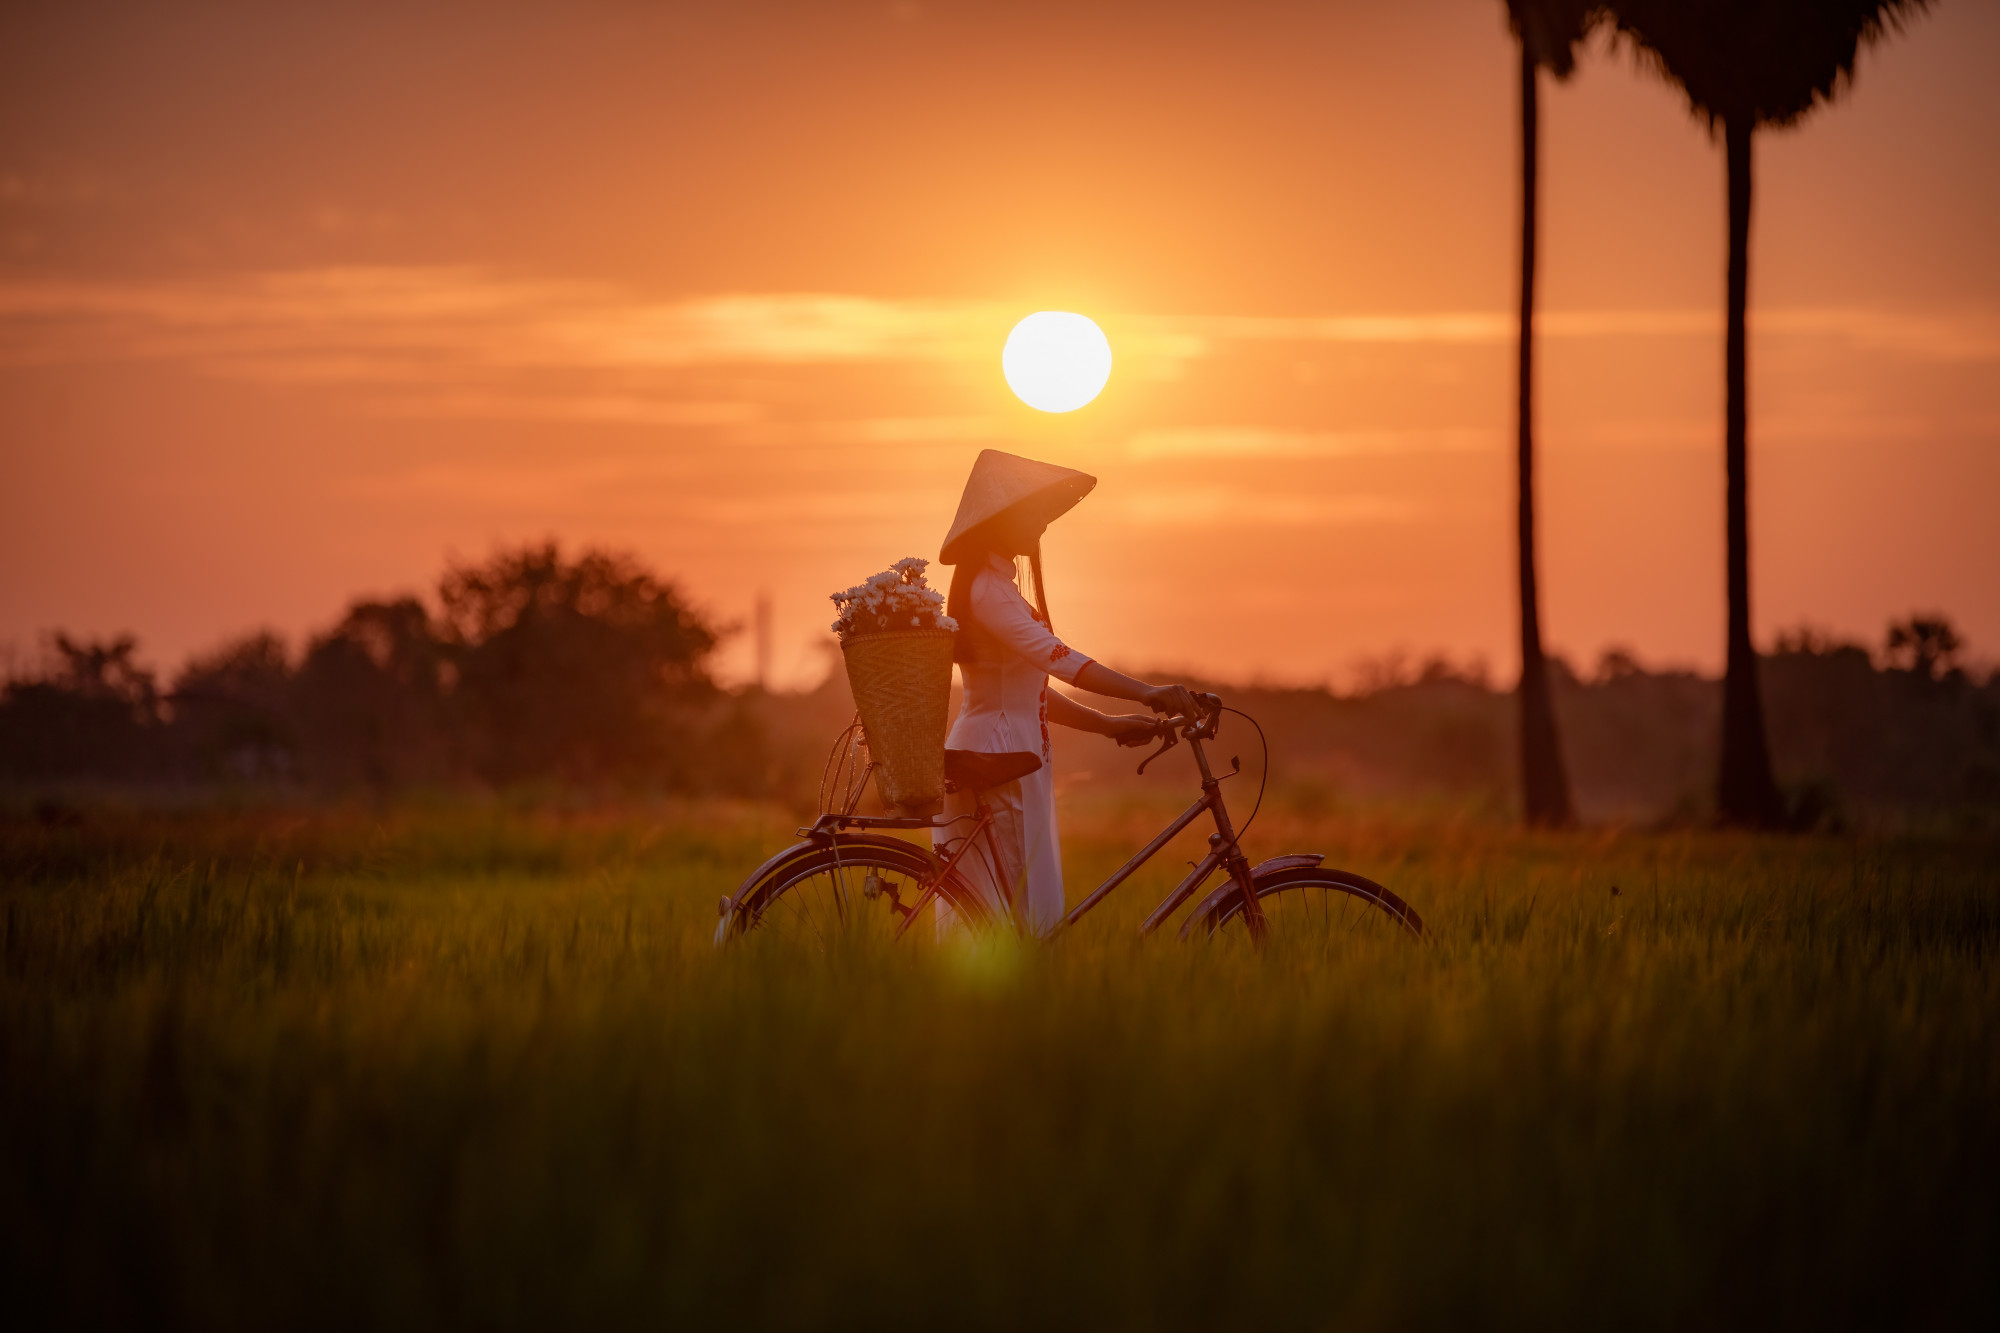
[939,449,1097,564]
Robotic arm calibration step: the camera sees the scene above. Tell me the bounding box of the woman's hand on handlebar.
[1142,682,1203,719]
[1105,714,1165,747]
[1072,662,1204,720]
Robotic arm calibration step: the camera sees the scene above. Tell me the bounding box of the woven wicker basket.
[842,627,955,816]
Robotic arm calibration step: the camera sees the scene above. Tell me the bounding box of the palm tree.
[1607,0,1931,827]
[1503,0,1599,827]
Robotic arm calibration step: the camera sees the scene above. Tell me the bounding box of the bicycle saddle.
[943,749,1042,794]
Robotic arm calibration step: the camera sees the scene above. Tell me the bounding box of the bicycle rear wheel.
[1188,866,1423,943]
[720,838,991,948]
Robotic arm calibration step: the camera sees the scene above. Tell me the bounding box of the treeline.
[1093,625,1998,825]
[4,545,1995,823]
[0,544,771,795]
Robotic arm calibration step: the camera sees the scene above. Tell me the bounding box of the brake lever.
[1136,729,1179,776]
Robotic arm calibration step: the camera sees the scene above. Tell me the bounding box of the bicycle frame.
[1063,701,1267,939]
[789,698,1269,941]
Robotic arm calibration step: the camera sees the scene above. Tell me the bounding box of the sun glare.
[1002,311,1112,413]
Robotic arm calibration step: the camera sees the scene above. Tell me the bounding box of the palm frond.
[1504,0,1606,79]
[1606,0,1933,130]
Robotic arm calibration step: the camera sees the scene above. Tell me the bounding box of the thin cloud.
[0,270,1013,375]
[1129,426,1500,460]
[1105,489,1421,526]
[1,269,1993,404]
[1554,412,2000,451]
[799,416,1004,445]
[1753,308,2000,361]
[378,391,764,428]
[1182,312,1513,346]
[1170,306,2000,360]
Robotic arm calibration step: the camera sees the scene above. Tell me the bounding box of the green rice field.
[3,796,1996,1328]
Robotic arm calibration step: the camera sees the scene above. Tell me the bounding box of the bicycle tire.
[718,837,991,947]
[1185,866,1424,942]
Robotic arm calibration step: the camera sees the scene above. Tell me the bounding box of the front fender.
[1174,855,1325,940]
[1181,863,1422,940]
[1250,852,1323,878]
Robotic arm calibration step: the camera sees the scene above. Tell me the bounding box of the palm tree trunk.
[1716,116,1783,827]
[1516,42,1574,828]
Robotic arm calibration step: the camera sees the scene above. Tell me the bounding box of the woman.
[934,449,1201,936]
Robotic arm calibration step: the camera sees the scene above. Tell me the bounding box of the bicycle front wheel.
[1186,866,1424,943]
[721,837,991,948]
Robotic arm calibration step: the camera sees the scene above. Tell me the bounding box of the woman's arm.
[1074,661,1201,720]
[1046,688,1159,743]
[967,571,1200,719]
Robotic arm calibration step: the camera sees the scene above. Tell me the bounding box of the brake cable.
[1221,706,1271,842]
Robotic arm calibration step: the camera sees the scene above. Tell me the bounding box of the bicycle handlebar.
[1126,692,1223,773]
[1174,692,1223,734]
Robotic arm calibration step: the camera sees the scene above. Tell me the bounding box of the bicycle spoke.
[830,861,851,928]
[765,877,820,947]
[796,872,836,944]
[733,847,959,951]
[788,876,834,947]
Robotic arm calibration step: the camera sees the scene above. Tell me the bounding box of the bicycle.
[715,693,1423,948]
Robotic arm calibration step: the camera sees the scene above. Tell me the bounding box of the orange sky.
[2,0,1996,687]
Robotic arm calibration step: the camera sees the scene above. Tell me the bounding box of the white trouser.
[931,762,1063,938]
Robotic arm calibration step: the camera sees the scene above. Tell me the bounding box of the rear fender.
[722,832,937,917]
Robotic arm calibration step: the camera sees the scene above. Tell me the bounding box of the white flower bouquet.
[830,557,958,640]
[830,557,956,815]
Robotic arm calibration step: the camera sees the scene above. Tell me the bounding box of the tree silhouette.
[171,632,298,782]
[438,543,721,784]
[0,634,163,781]
[1503,0,1599,827]
[294,598,452,788]
[1885,613,1962,681]
[1608,0,1931,826]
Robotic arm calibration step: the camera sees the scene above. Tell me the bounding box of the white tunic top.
[945,553,1093,762]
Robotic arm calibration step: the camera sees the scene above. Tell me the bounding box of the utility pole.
[754,591,772,693]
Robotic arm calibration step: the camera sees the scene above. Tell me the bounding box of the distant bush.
[1053,619,1999,824]
[1,543,735,795]
[1763,626,2000,815]
[172,631,298,783]
[293,597,454,789]
[437,544,719,786]
[0,634,167,783]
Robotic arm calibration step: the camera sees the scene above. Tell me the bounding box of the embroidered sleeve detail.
[1050,653,1092,686]
[1048,645,1071,663]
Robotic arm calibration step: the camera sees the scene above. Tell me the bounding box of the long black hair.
[945,538,1049,665]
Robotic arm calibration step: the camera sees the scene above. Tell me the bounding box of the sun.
[1002,311,1112,413]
